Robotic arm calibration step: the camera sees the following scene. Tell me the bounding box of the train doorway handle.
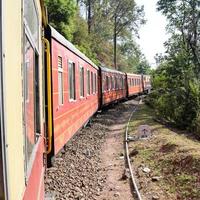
[42,38,53,154]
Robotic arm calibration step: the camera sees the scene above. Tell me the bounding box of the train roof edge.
[49,25,99,70]
[100,66,126,75]
[126,73,142,77]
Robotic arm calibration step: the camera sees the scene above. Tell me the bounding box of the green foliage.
[45,0,77,40]
[148,0,200,134]
[45,0,150,73]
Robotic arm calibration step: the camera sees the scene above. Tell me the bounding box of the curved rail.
[125,100,142,200]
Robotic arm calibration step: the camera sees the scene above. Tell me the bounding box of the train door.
[0,0,8,199]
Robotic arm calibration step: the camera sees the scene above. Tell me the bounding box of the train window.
[111,77,113,89]
[106,76,109,91]
[93,73,96,94]
[79,66,84,97]
[69,61,76,100]
[24,36,36,175]
[91,71,94,94]
[94,73,97,93]
[23,0,40,178]
[58,57,64,105]
[87,70,90,95]
[24,0,39,48]
[115,77,118,89]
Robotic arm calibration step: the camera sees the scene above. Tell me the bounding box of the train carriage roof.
[100,66,126,75]
[49,25,99,70]
[126,73,142,77]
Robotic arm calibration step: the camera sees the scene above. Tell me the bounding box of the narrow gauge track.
[125,99,143,200]
[45,98,142,200]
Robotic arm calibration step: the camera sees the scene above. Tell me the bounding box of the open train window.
[58,56,64,105]
[94,73,97,93]
[80,66,84,97]
[91,71,94,94]
[93,73,95,94]
[111,76,114,89]
[115,77,118,89]
[23,0,40,180]
[87,70,90,95]
[106,76,109,91]
[69,61,76,100]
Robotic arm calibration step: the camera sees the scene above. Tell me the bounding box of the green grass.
[128,103,200,200]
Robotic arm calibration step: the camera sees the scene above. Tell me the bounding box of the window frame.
[94,73,97,93]
[91,71,94,94]
[68,60,76,101]
[87,69,90,95]
[23,0,41,182]
[79,65,84,98]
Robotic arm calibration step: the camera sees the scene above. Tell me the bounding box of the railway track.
[125,98,143,200]
[45,98,143,199]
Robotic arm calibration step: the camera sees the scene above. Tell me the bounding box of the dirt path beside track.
[96,100,137,200]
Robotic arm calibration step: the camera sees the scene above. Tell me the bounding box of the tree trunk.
[114,15,117,69]
[88,0,92,34]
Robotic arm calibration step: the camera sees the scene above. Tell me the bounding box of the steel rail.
[125,99,142,200]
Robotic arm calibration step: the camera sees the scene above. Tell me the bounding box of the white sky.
[135,0,169,66]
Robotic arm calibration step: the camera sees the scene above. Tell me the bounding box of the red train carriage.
[142,75,151,93]
[127,73,143,97]
[46,26,99,156]
[99,67,127,106]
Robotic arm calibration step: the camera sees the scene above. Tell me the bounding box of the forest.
[148,0,200,134]
[45,0,200,135]
[44,0,151,74]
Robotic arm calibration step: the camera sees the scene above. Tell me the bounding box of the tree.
[45,0,147,73]
[157,0,200,75]
[108,0,145,69]
[45,0,77,40]
[148,0,200,134]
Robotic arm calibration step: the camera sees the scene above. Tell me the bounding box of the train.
[0,1,151,200]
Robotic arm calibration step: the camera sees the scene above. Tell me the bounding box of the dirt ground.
[96,100,137,200]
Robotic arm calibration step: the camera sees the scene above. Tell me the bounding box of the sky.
[135,0,169,67]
